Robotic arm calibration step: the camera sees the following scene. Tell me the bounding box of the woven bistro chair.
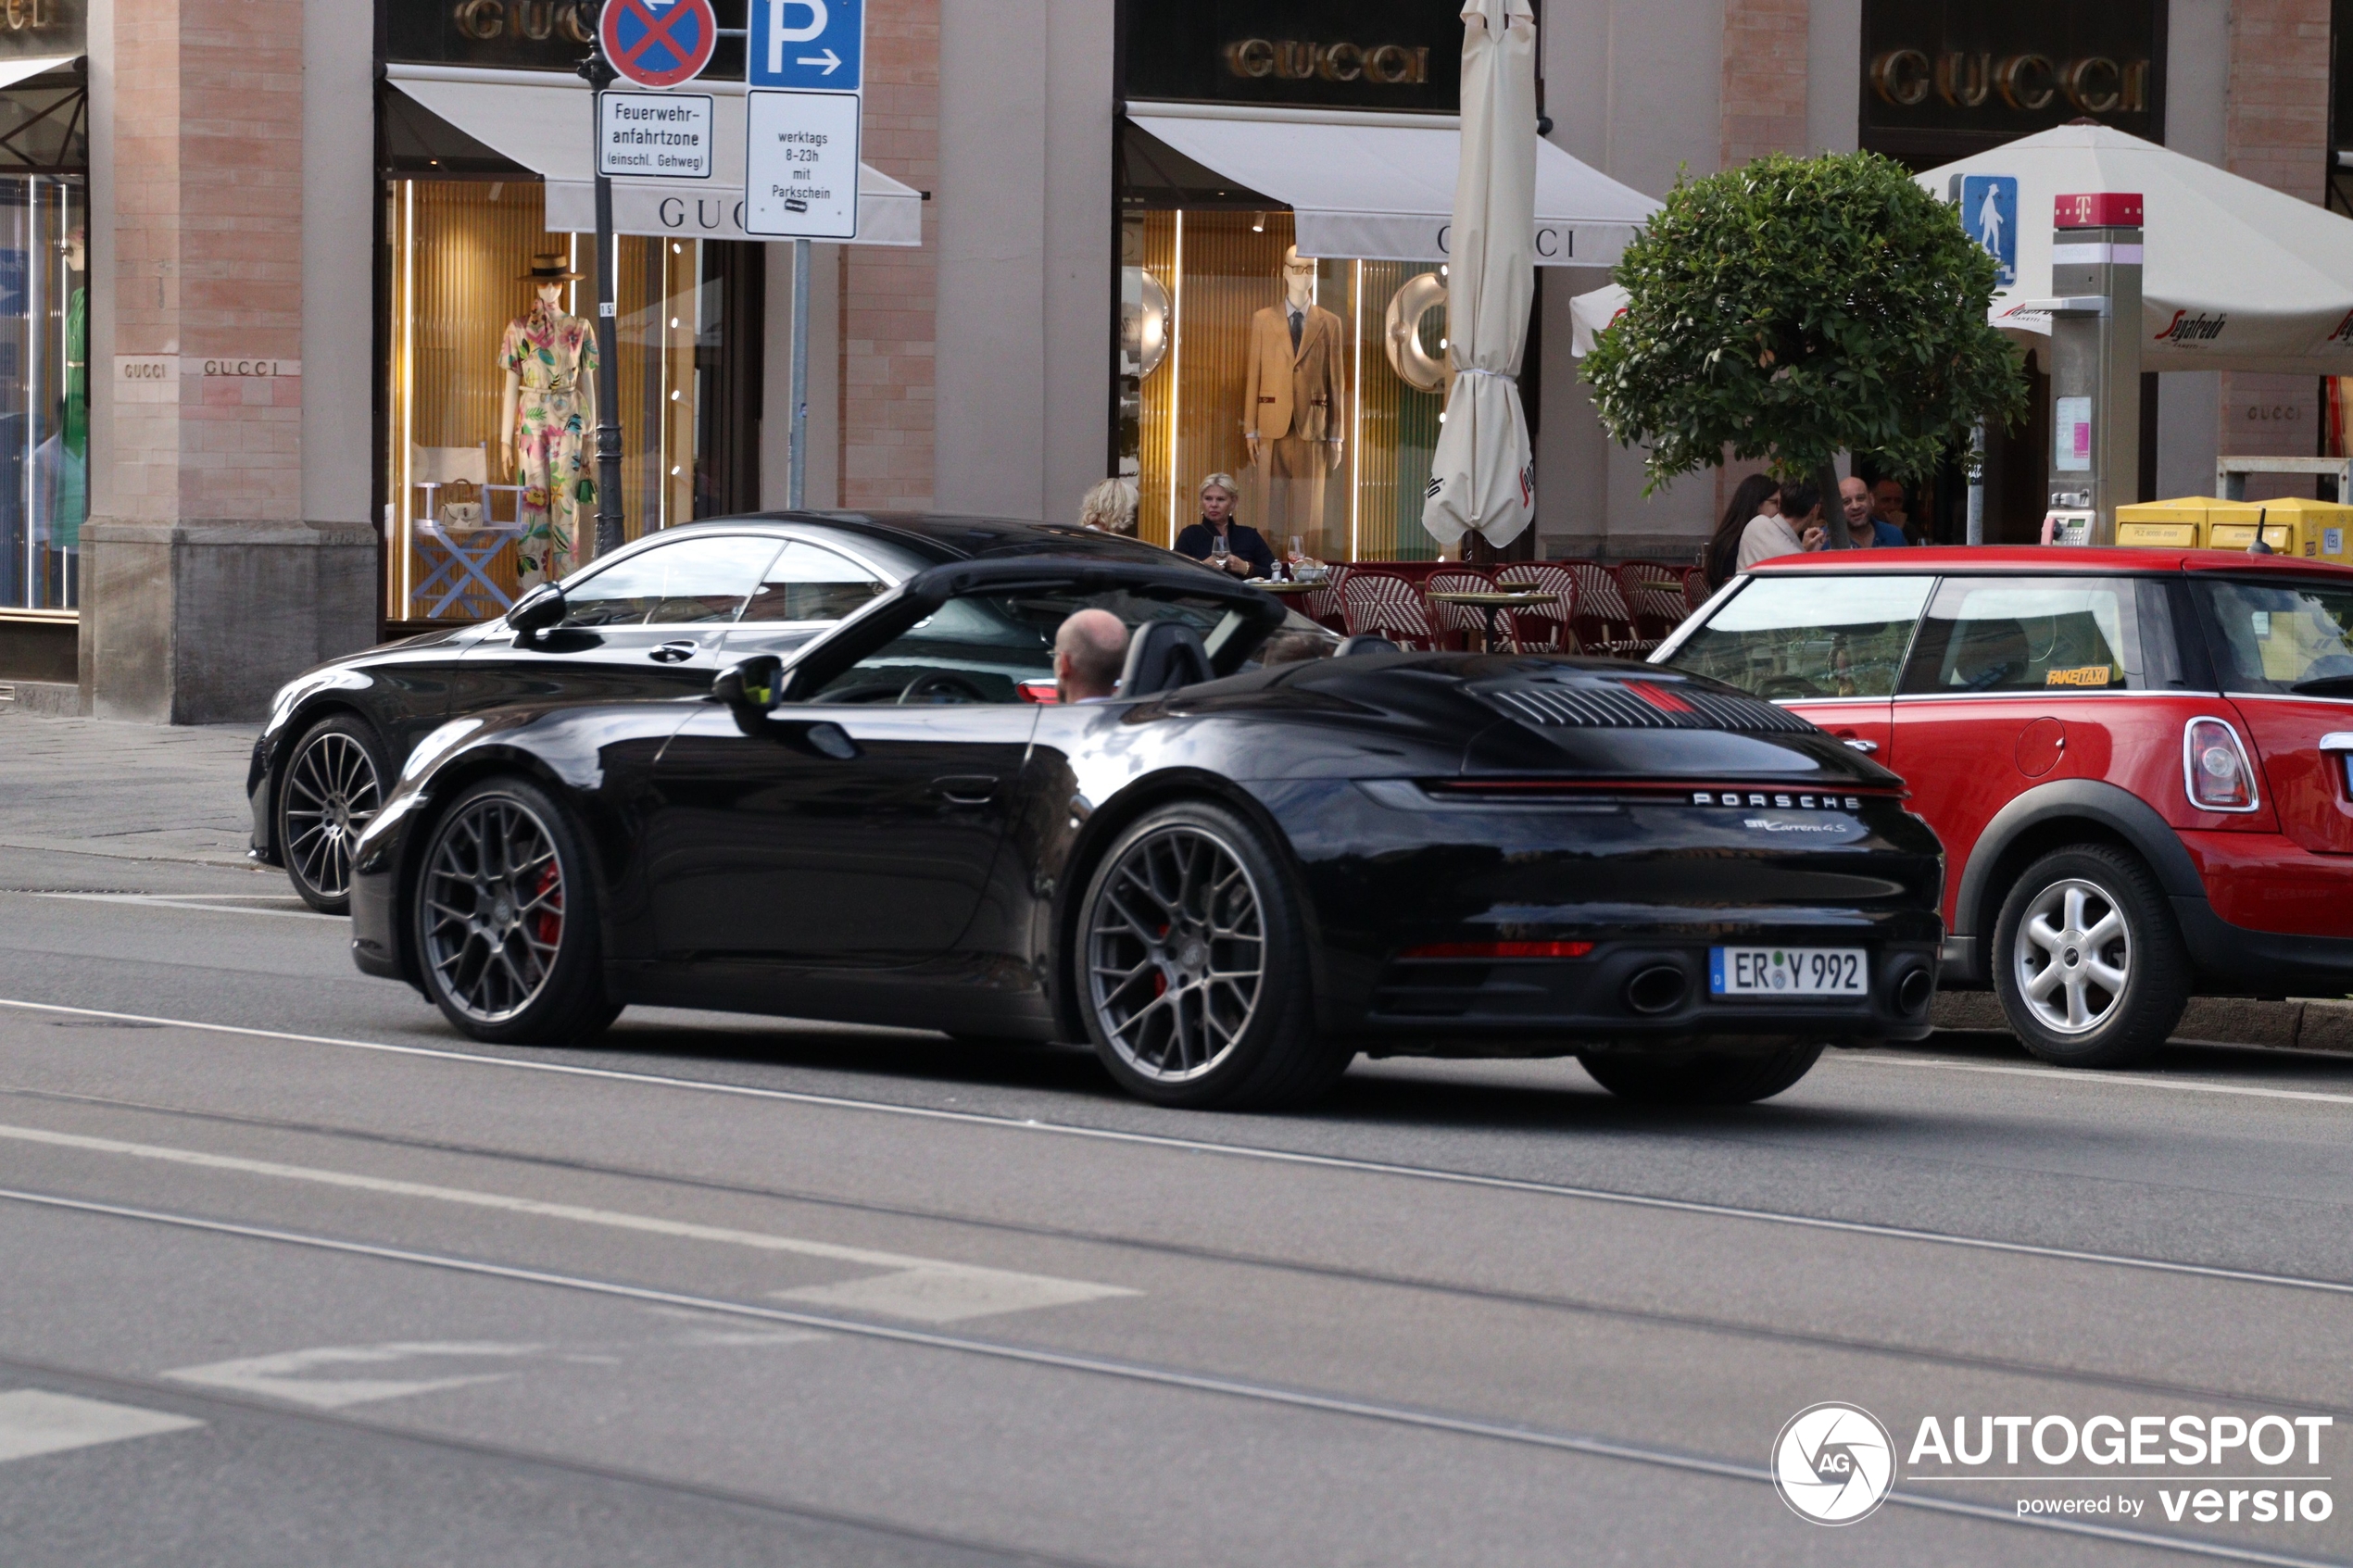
[1423,567,1496,650]
[1561,559,1655,658]
[1492,563,1579,653]
[1616,559,1695,644]
[1340,571,1440,651]
[1681,567,1715,615]
[1300,564,1349,631]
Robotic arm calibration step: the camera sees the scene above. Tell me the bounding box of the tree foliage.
[1581,151,2028,492]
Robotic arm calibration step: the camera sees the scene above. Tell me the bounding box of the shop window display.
[384,179,748,622]
[1122,209,1446,561]
[0,176,84,613]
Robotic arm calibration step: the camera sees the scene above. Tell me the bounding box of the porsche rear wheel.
[1077,801,1349,1110]
[415,777,618,1046]
[1579,1044,1824,1105]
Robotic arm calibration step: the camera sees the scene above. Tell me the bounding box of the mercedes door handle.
[932,775,999,806]
[648,641,699,664]
[1841,737,1880,754]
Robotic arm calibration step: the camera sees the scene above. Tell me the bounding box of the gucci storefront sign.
[1860,0,2162,156]
[449,0,593,44]
[1221,39,1430,87]
[115,356,300,403]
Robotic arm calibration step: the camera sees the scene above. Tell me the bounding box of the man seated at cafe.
[1839,476,1909,548]
[1055,608,1130,703]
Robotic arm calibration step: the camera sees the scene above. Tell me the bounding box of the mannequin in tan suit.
[1245,247,1346,558]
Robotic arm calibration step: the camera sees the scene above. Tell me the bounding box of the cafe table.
[1426,589,1559,653]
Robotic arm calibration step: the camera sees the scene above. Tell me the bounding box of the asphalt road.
[0,830,2350,1566]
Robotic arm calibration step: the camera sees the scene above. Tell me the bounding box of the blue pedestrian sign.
[1957,174,2019,288]
[749,0,863,92]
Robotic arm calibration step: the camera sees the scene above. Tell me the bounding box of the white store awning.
[1126,99,1656,268]
[385,64,922,247]
[0,56,79,92]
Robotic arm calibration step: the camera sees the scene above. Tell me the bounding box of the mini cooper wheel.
[414,778,618,1045]
[277,715,388,914]
[1993,845,2187,1069]
[1076,801,1347,1110]
[1578,1044,1824,1105]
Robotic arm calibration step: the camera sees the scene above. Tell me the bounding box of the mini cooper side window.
[2196,577,2353,694]
[1899,577,2146,694]
[740,541,888,623]
[1663,575,1931,701]
[559,534,786,628]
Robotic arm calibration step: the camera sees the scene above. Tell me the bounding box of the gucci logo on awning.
[1223,39,1429,86]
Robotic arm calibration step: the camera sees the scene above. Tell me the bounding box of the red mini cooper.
[1655,546,2353,1067]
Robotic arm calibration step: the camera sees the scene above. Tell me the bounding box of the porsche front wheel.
[1076,801,1348,1110]
[415,778,618,1046]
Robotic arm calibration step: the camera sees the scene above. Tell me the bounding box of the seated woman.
[1172,473,1274,580]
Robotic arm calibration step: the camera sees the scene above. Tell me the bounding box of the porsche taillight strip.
[1397,940,1597,960]
[1422,779,1901,807]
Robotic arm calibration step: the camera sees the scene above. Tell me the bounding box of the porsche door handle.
[1841,737,1880,754]
[932,775,999,806]
[648,641,699,664]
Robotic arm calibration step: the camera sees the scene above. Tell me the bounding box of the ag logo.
[1772,1402,1896,1524]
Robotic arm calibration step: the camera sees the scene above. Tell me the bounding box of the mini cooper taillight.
[2184,718,2259,812]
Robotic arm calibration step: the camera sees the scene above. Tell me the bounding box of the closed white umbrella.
[1421,0,1538,554]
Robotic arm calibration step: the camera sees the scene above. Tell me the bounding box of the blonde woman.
[1172,473,1274,579]
[1076,477,1139,536]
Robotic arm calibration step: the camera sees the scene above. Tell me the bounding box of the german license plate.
[1710,947,1867,997]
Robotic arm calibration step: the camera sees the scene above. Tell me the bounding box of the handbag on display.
[437,479,484,533]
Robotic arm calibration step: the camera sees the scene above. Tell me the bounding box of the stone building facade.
[0,0,2335,721]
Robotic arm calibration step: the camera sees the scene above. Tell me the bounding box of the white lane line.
[0,1388,203,1462]
[162,1342,536,1410]
[1836,1050,2353,1107]
[2,996,2349,1299]
[25,893,340,922]
[0,1186,2335,1568]
[0,1121,1134,1324]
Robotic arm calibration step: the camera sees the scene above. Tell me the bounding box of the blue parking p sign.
[1958,175,2018,288]
[749,0,863,92]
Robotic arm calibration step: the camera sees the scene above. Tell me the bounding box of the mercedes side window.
[1899,577,2146,694]
[2195,578,2353,696]
[740,540,888,624]
[558,534,785,629]
[1662,575,1931,700]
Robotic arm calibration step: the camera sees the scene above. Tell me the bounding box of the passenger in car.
[1055,608,1131,703]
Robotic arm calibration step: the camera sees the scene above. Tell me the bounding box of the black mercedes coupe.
[345,541,1945,1110]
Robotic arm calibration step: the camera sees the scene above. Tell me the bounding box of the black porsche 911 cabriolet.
[346,546,1945,1110]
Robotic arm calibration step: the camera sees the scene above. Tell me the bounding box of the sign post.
[584,0,717,559]
[746,0,867,508]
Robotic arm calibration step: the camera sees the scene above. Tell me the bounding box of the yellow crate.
[2229,496,2353,562]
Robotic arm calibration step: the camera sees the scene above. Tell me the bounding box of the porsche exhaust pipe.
[1624,965,1688,1015]
[1895,966,1934,1017]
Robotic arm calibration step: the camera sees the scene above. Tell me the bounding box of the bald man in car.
[1055,608,1130,704]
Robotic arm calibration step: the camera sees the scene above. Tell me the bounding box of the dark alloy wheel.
[1076,800,1349,1110]
[1993,844,2187,1069]
[414,777,619,1045]
[277,715,388,914]
[1578,1044,1824,1105]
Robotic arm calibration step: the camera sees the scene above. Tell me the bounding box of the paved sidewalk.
[0,711,259,869]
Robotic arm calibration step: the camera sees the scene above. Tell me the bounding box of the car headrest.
[1116,621,1214,697]
[1334,633,1395,658]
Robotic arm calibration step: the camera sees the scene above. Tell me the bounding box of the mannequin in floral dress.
[497,254,598,588]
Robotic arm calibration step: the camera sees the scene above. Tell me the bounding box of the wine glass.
[1210,533,1230,571]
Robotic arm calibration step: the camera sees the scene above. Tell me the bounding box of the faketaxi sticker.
[2045,665,2114,687]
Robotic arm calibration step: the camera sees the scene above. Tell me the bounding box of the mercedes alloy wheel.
[278,716,385,914]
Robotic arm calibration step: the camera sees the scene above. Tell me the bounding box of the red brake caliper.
[533,862,562,947]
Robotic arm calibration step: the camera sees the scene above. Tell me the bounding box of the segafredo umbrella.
[1421,0,1539,552]
[1921,125,2353,375]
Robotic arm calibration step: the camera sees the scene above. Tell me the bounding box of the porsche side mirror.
[713,656,785,736]
[508,583,566,637]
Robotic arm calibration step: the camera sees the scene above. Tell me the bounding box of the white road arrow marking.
[796,46,840,72]
[163,1342,536,1410]
[0,1122,1136,1323]
[0,1390,202,1462]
